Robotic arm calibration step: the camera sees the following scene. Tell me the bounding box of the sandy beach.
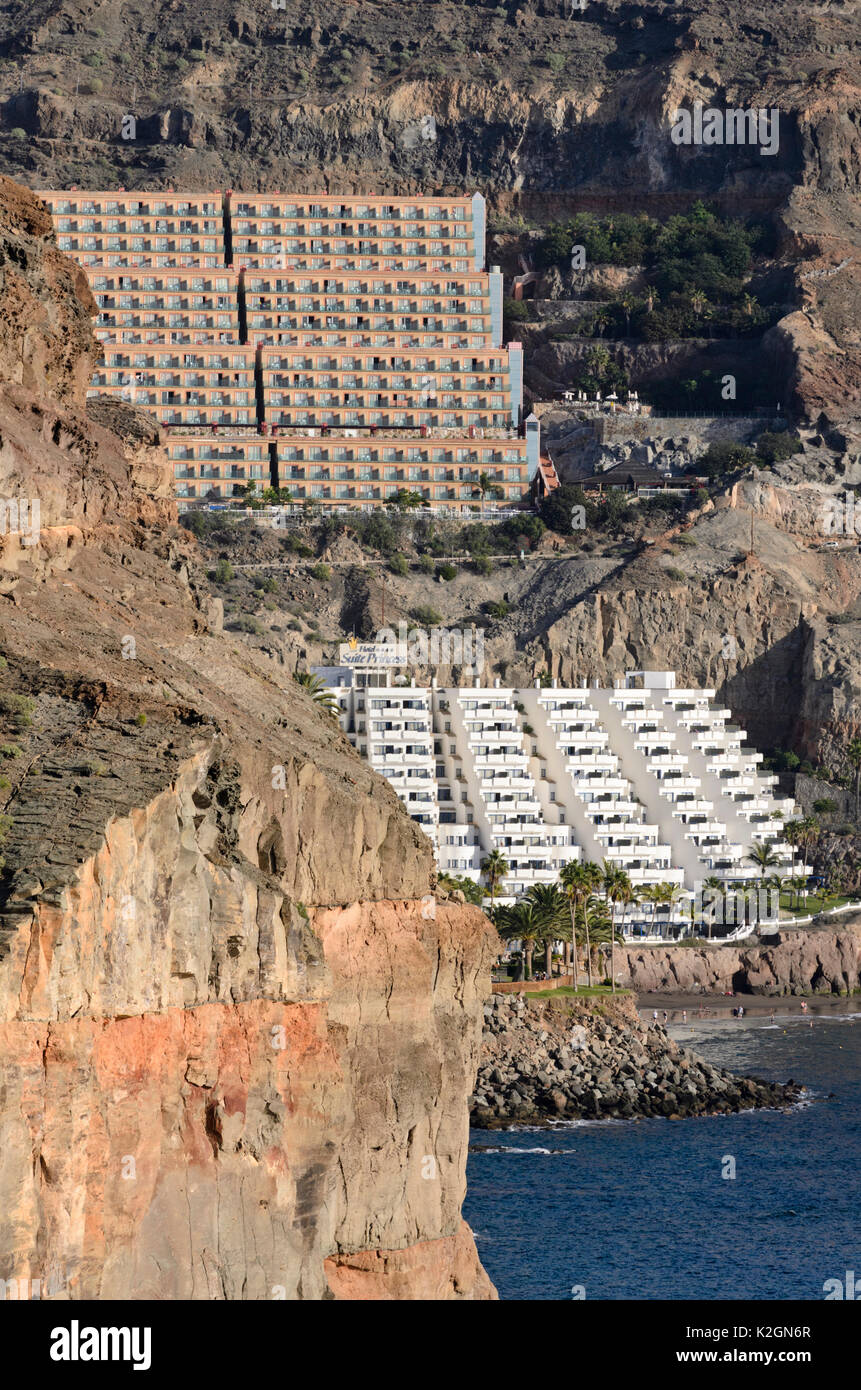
[635,992,860,1023]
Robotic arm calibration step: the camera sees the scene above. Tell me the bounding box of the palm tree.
[690,289,709,319]
[639,882,668,937]
[650,881,685,937]
[293,671,339,717]
[574,861,604,986]
[746,843,781,924]
[619,294,634,337]
[580,893,614,984]
[581,894,625,984]
[602,864,634,993]
[799,815,820,885]
[559,860,597,986]
[480,848,510,907]
[526,882,570,978]
[846,738,861,822]
[472,471,503,519]
[701,875,723,938]
[592,308,610,340]
[746,842,780,877]
[494,900,542,981]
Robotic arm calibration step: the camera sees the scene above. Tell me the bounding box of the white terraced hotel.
[313,659,804,928]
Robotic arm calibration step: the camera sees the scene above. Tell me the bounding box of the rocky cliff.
[0,175,497,1300]
[616,925,861,995]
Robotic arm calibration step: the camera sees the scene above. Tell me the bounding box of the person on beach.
[801,1000,808,1013]
[662,1010,668,1025]
[652,1009,658,1024]
[682,1010,687,1023]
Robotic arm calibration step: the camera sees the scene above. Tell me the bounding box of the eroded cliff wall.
[616,926,861,996]
[0,175,497,1300]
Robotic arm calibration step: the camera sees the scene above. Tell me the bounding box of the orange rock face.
[0,178,497,1300]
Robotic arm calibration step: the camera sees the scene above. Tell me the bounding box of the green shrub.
[135,713,147,727]
[483,599,510,619]
[417,554,435,574]
[472,554,492,576]
[0,743,22,758]
[410,605,443,626]
[755,430,801,465]
[389,553,409,576]
[310,562,331,582]
[229,615,263,634]
[696,440,756,479]
[664,567,686,582]
[0,693,34,729]
[10,127,27,140]
[437,563,457,581]
[211,558,234,583]
[503,298,529,322]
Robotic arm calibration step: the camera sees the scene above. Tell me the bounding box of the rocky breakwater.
[470,994,800,1128]
[0,176,497,1301]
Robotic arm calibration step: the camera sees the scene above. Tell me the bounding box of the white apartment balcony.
[682,820,727,838]
[468,727,521,745]
[670,795,714,813]
[475,752,528,769]
[627,866,686,888]
[550,727,606,746]
[566,755,618,772]
[647,754,688,772]
[660,778,702,796]
[624,715,672,736]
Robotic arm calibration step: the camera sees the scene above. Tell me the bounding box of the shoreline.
[635,992,859,1021]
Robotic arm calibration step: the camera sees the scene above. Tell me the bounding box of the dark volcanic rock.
[470,992,802,1128]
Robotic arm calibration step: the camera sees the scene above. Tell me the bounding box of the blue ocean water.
[464,1008,861,1300]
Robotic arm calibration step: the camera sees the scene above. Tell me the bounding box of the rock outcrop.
[470,992,801,1127]
[0,176,497,1299]
[615,925,861,996]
